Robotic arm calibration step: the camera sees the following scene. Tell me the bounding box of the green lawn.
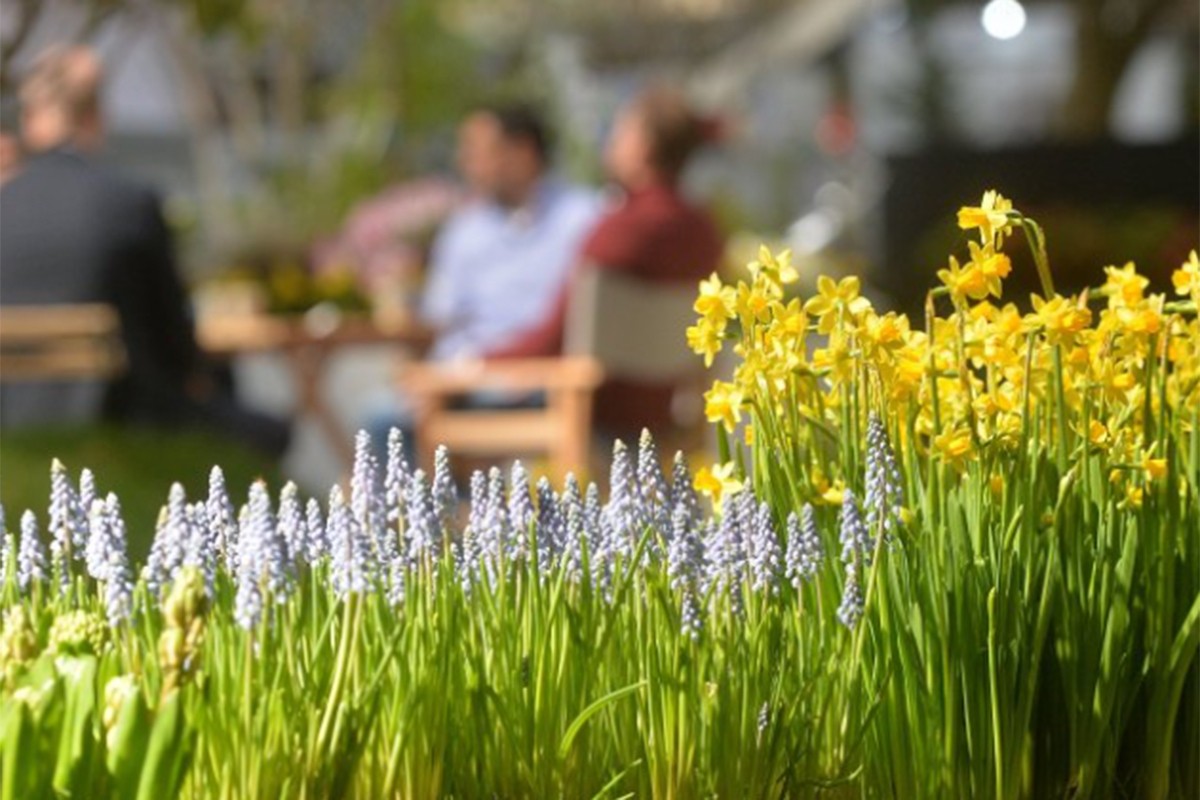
[1,425,279,558]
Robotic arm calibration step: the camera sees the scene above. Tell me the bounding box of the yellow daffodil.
[704,381,744,432]
[694,273,736,321]
[687,319,724,367]
[938,255,989,303]
[735,281,776,324]
[1027,294,1092,345]
[1172,250,1200,303]
[749,245,799,286]
[804,275,870,334]
[1142,452,1167,480]
[957,189,1014,246]
[694,462,743,508]
[933,427,973,471]
[1101,262,1148,309]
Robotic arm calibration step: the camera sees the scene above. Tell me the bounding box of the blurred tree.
[2,0,489,263]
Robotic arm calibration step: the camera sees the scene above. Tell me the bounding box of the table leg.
[287,345,356,468]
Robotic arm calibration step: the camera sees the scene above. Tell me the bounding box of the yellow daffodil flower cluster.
[689,191,1199,507]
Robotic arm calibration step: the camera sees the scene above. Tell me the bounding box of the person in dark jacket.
[0,47,289,457]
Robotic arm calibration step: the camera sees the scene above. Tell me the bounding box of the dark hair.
[629,84,706,180]
[478,103,552,164]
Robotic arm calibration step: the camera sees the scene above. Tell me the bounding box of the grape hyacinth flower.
[234,482,287,629]
[183,502,218,593]
[508,462,534,563]
[143,507,171,599]
[233,507,264,631]
[328,485,371,598]
[837,562,865,628]
[431,445,457,534]
[17,510,47,592]
[667,504,703,592]
[385,427,411,525]
[48,459,87,590]
[864,413,905,537]
[670,452,702,529]
[475,467,509,579]
[704,504,744,597]
[305,498,327,564]
[78,468,97,525]
[277,482,306,569]
[162,483,190,584]
[746,501,781,594]
[784,504,823,588]
[535,477,563,573]
[207,466,239,575]
[458,470,488,589]
[352,430,392,566]
[101,494,133,628]
[680,588,703,641]
[604,440,640,559]
[757,701,771,740]
[559,477,586,583]
[405,469,439,566]
[85,498,117,582]
[637,429,670,535]
[838,490,873,565]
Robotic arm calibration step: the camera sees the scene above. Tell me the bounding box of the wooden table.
[198,311,428,467]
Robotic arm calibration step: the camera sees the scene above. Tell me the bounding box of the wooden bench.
[0,304,126,383]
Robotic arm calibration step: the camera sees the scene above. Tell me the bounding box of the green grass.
[0,425,278,558]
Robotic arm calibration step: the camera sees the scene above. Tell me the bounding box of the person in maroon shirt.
[488,84,724,437]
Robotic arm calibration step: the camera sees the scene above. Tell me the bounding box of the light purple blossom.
[785,504,823,587]
[670,452,701,529]
[637,429,670,535]
[305,498,327,563]
[746,501,781,593]
[405,469,439,566]
[432,445,457,534]
[508,462,534,562]
[535,476,563,573]
[838,490,873,565]
[352,430,392,566]
[667,504,703,592]
[837,562,864,628]
[328,485,371,598]
[385,427,411,525]
[604,440,640,558]
[277,482,306,569]
[101,494,132,627]
[865,413,904,537]
[17,510,47,592]
[207,466,239,574]
[48,459,87,590]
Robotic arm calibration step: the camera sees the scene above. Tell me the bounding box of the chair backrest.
[563,267,700,382]
[0,304,126,383]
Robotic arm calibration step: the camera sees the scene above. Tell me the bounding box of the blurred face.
[456,113,505,197]
[456,112,540,207]
[604,106,653,189]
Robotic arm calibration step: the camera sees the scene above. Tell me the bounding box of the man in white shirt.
[420,104,599,360]
[365,104,599,448]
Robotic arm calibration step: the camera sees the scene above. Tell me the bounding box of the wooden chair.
[402,356,603,478]
[0,304,126,383]
[400,268,704,477]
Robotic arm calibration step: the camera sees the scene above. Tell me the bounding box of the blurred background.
[1,0,1197,547]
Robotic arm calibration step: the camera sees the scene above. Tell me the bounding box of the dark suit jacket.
[0,148,200,426]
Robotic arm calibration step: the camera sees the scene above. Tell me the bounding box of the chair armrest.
[401,356,604,397]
